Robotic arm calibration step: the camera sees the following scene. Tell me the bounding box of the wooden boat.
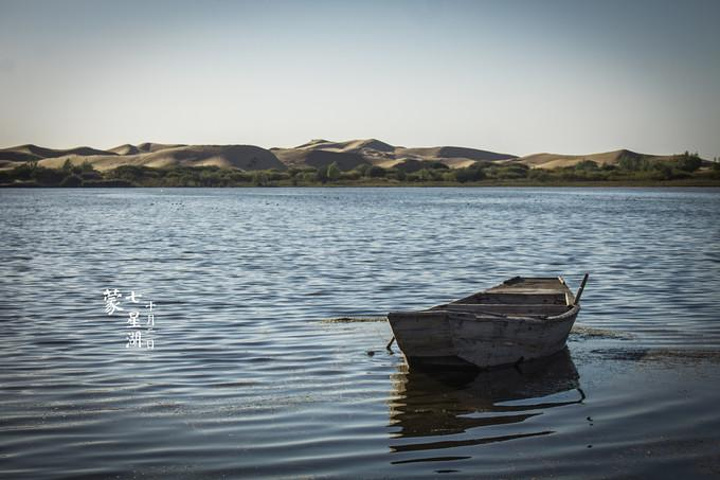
[387,274,589,369]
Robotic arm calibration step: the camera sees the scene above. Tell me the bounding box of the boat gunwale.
[392,302,581,323]
[455,303,580,322]
[390,275,581,321]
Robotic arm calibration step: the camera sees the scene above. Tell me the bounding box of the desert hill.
[295,138,395,153]
[0,144,116,163]
[106,143,185,156]
[0,139,707,173]
[395,146,516,162]
[33,145,285,172]
[511,149,688,169]
[271,147,368,171]
[273,138,518,171]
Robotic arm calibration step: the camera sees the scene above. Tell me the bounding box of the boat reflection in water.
[387,348,584,463]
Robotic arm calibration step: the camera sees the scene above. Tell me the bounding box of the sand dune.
[373,158,425,172]
[37,145,285,172]
[295,138,395,153]
[272,148,368,171]
[2,139,697,173]
[294,139,331,149]
[38,155,138,171]
[269,147,311,168]
[108,144,140,155]
[0,138,518,172]
[513,149,678,169]
[438,157,484,169]
[105,142,186,156]
[395,146,516,162]
[136,145,284,170]
[279,139,515,170]
[136,142,186,153]
[0,144,116,162]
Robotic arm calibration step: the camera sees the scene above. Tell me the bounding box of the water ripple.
[1,187,720,479]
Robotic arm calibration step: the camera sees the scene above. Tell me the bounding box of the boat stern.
[387,309,461,366]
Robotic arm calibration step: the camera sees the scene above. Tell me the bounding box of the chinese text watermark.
[103,288,156,349]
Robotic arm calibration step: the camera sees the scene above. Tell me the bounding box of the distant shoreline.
[2,152,719,188]
[4,179,720,188]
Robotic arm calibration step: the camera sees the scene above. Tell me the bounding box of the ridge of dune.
[36,145,285,172]
[512,149,674,169]
[395,146,517,162]
[108,144,140,155]
[140,145,285,170]
[294,139,332,149]
[345,139,396,153]
[3,140,702,173]
[0,144,116,162]
[293,138,395,153]
[2,138,519,172]
[137,142,186,153]
[280,139,516,170]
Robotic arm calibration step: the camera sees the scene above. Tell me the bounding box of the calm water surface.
[1,187,720,479]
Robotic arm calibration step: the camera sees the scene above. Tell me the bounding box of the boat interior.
[440,277,576,318]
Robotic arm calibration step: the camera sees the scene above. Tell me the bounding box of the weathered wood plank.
[455,293,568,305]
[436,304,570,316]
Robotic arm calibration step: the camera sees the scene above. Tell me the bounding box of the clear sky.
[1,0,719,157]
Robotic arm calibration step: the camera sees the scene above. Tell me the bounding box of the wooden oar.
[574,273,589,305]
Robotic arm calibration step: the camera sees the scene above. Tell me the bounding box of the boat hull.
[387,310,459,366]
[447,307,578,368]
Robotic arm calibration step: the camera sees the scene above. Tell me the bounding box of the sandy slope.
[373,158,425,172]
[513,149,679,169]
[395,146,516,162]
[105,142,186,156]
[272,147,369,170]
[0,139,697,173]
[107,144,140,155]
[0,144,116,162]
[280,139,516,170]
[0,138,528,172]
[295,138,395,153]
[37,145,285,172]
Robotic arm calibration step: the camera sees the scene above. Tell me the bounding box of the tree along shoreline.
[2,155,719,188]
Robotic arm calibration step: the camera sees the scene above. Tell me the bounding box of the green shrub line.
[2,154,719,188]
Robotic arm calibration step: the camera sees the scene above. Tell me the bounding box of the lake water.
[1,187,720,479]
